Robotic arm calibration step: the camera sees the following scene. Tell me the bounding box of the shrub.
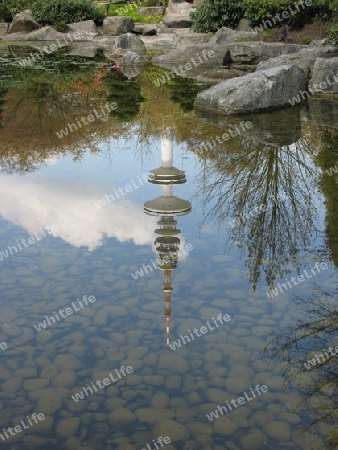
[328,22,338,46]
[0,0,32,22]
[242,0,336,28]
[191,0,245,33]
[31,0,104,26]
[99,3,163,23]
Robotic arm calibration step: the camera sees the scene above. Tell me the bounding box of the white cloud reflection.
[0,177,157,251]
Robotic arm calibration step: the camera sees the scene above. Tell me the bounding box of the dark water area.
[0,47,337,450]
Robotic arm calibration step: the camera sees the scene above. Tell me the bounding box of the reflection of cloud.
[0,177,157,251]
[44,156,61,167]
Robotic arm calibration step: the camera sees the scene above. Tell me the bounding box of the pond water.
[0,46,337,450]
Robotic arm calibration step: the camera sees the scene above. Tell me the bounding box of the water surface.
[0,49,337,450]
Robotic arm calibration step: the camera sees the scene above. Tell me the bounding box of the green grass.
[98,3,163,23]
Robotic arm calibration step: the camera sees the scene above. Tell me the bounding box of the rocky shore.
[1,5,337,122]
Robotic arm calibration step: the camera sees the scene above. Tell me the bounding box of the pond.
[0,45,337,450]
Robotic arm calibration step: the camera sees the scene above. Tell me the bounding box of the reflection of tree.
[316,127,338,267]
[194,138,321,290]
[266,285,338,449]
[167,76,210,112]
[0,86,6,129]
[0,55,210,173]
[104,70,144,122]
[0,56,132,173]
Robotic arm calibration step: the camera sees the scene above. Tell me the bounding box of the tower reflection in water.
[144,129,192,348]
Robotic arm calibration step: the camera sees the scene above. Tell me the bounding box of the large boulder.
[152,43,227,66]
[228,42,304,67]
[172,32,211,48]
[115,32,146,53]
[141,34,176,52]
[210,27,259,44]
[8,10,39,34]
[151,42,307,68]
[256,49,324,78]
[65,31,97,41]
[67,20,98,35]
[309,56,338,94]
[23,26,63,40]
[194,65,306,115]
[162,16,192,28]
[4,26,63,41]
[102,16,134,35]
[0,23,8,36]
[122,50,145,65]
[137,7,164,16]
[163,0,193,28]
[167,0,193,15]
[133,23,157,36]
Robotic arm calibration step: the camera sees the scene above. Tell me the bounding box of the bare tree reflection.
[194,136,321,290]
[265,283,338,448]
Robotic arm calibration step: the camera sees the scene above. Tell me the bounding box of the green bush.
[99,3,163,23]
[241,0,336,28]
[328,22,338,46]
[191,0,245,33]
[0,0,32,22]
[31,0,104,26]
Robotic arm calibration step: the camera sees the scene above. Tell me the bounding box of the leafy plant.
[327,22,338,46]
[299,34,313,44]
[241,0,336,28]
[98,3,163,23]
[0,0,32,22]
[31,0,104,26]
[191,0,245,33]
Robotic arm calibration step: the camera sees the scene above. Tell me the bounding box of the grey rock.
[67,20,98,35]
[167,0,193,15]
[310,38,326,46]
[0,23,9,36]
[256,48,324,78]
[195,68,247,85]
[163,0,193,28]
[151,42,308,67]
[133,23,157,36]
[8,9,39,34]
[137,7,164,16]
[141,34,175,51]
[26,26,64,41]
[210,26,259,44]
[93,35,117,49]
[309,56,338,94]
[4,26,64,41]
[115,32,146,53]
[67,31,98,41]
[152,43,227,65]
[172,32,211,48]
[162,17,192,28]
[194,64,306,115]
[227,42,305,65]
[102,16,134,35]
[122,50,145,65]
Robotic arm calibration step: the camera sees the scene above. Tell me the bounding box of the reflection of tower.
[144,129,191,348]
